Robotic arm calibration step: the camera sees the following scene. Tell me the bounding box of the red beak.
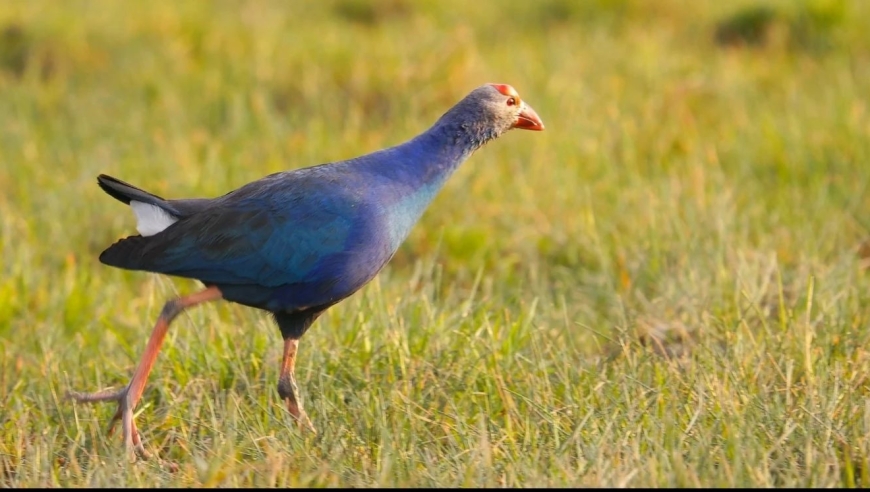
[513,103,545,131]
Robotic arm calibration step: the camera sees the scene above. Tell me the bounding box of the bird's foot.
[285,398,317,435]
[278,337,316,434]
[67,386,151,460]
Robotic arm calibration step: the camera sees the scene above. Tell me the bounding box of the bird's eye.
[506,97,517,107]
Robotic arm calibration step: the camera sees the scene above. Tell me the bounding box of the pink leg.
[69,286,223,457]
[277,337,316,433]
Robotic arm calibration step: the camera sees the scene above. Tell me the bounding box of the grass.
[2,0,870,486]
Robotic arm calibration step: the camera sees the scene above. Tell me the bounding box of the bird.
[68,83,544,456]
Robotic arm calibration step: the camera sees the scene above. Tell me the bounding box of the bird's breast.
[379,180,442,252]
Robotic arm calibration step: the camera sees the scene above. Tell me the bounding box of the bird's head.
[483,83,545,132]
[435,83,544,146]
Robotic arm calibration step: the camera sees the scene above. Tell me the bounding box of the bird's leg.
[68,286,223,457]
[277,337,316,433]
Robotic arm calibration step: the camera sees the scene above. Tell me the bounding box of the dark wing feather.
[100,171,389,311]
[98,174,212,218]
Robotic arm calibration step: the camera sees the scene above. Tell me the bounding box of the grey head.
[433,83,545,146]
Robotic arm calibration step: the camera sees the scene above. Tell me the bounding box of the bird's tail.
[99,235,151,270]
[98,174,168,206]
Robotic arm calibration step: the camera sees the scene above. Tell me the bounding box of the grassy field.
[2,0,870,486]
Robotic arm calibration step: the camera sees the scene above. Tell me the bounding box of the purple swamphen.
[69,83,544,455]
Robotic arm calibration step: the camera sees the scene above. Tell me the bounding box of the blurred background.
[3,0,868,332]
[2,0,870,487]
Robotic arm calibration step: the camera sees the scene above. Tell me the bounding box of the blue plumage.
[101,133,468,314]
[101,89,518,316]
[73,83,544,454]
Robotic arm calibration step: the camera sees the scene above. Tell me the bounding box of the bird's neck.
[365,117,495,251]
[390,116,494,187]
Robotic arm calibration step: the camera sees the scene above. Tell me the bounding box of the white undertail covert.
[129,200,178,236]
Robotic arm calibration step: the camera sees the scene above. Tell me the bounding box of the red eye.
[507,97,517,106]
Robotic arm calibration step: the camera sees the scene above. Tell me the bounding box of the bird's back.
[100,132,467,313]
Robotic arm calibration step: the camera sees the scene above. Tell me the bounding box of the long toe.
[67,387,127,403]
[285,400,317,434]
[128,418,151,460]
[301,416,317,435]
[69,385,151,458]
